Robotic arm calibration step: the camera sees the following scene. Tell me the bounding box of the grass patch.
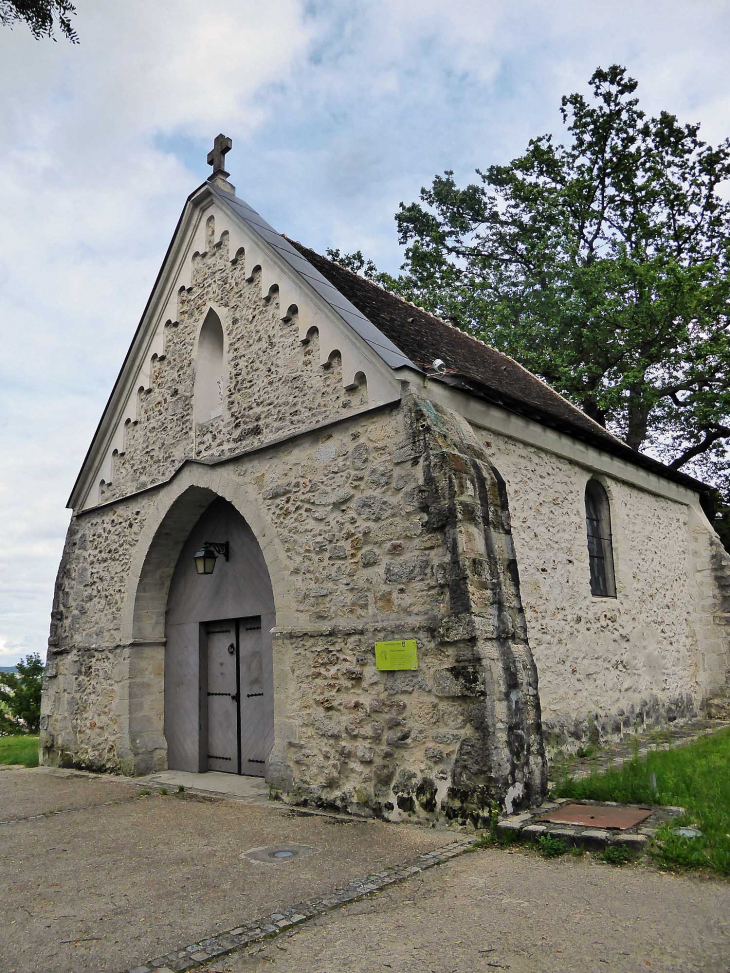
[473,826,571,860]
[534,832,568,858]
[0,735,39,767]
[554,727,730,876]
[598,844,633,866]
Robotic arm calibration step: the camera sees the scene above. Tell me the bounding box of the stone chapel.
[40,137,730,824]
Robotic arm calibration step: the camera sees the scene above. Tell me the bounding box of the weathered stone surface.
[42,387,550,819]
[39,202,730,819]
[477,425,730,754]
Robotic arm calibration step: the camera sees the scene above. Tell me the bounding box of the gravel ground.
[0,767,446,973]
[203,845,730,973]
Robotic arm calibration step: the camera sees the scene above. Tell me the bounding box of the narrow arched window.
[194,309,224,423]
[585,479,616,598]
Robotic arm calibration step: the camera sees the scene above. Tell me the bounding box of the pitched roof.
[67,179,710,511]
[287,240,710,496]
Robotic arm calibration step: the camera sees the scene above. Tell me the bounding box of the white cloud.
[1,0,728,665]
[0,636,26,661]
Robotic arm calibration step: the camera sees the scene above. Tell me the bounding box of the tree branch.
[669,425,730,469]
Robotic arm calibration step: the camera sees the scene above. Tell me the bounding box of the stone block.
[577,828,611,850]
[384,557,429,583]
[522,824,547,836]
[611,834,647,849]
[496,819,524,834]
[432,665,485,698]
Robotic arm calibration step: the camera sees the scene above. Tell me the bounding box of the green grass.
[0,734,39,767]
[597,844,633,866]
[554,728,730,876]
[534,832,568,858]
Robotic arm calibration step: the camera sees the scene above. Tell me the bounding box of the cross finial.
[207,133,232,177]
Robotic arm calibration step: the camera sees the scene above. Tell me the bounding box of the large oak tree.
[332,67,730,496]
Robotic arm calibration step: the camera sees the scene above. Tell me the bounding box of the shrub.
[0,653,44,735]
[534,832,568,858]
[599,844,633,866]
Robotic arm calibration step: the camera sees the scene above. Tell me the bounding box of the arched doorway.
[164,497,275,775]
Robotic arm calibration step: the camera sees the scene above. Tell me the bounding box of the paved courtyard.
[207,847,730,973]
[0,766,447,973]
[2,765,730,973]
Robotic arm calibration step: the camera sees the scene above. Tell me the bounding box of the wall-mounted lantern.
[193,541,229,575]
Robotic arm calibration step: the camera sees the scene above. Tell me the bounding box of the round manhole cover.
[241,843,318,864]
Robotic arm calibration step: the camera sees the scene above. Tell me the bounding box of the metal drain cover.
[240,844,318,864]
[537,803,653,830]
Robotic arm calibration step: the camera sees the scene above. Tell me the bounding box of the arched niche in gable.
[194,308,226,424]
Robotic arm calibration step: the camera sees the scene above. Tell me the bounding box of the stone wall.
[688,511,730,709]
[100,225,366,505]
[473,425,730,753]
[42,395,547,821]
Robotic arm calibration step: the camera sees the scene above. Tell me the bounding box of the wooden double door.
[205,617,273,776]
[164,497,276,776]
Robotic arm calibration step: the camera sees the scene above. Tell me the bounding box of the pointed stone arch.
[193,306,227,424]
[165,496,275,774]
[118,464,293,776]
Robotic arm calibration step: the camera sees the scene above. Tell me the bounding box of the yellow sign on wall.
[375,639,418,671]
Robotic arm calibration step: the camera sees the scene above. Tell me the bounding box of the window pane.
[585,481,615,598]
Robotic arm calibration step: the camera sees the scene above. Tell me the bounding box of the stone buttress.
[269,393,547,823]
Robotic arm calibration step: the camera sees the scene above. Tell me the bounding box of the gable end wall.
[95,230,377,508]
[42,395,548,821]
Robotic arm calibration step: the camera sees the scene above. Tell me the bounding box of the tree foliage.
[0,653,44,735]
[333,67,730,495]
[324,248,398,291]
[0,0,78,42]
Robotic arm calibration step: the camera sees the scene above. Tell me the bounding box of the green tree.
[0,653,44,735]
[333,67,730,495]
[324,248,399,291]
[0,0,78,41]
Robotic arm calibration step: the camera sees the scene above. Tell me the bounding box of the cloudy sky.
[0,0,728,666]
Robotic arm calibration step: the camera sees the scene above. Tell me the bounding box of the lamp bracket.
[204,541,229,560]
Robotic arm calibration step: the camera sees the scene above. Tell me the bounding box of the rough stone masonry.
[40,147,730,823]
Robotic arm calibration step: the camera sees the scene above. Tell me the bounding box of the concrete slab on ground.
[204,844,730,973]
[0,767,447,973]
[141,770,269,802]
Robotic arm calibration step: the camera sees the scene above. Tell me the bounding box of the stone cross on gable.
[207,134,232,177]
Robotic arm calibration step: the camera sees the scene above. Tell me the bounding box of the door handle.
[231,693,238,702]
